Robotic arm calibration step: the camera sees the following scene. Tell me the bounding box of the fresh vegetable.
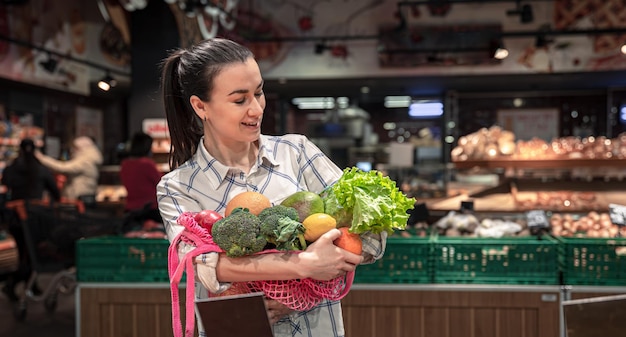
[258,204,299,223]
[321,167,416,234]
[211,207,267,257]
[258,205,307,251]
[194,209,223,234]
[333,227,363,254]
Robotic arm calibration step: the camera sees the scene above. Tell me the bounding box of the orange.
[225,191,271,216]
[302,213,337,242]
[334,227,363,255]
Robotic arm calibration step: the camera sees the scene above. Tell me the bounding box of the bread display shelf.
[453,158,626,170]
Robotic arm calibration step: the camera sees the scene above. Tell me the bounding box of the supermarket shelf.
[453,158,626,170]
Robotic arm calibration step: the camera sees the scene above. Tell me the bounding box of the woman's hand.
[297,229,363,281]
[264,298,293,324]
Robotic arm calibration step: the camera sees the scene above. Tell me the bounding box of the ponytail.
[160,50,203,170]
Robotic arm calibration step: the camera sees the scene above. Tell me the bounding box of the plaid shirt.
[158,134,386,337]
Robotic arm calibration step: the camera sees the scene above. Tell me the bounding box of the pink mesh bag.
[168,212,354,337]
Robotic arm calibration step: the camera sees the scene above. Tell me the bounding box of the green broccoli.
[258,205,307,251]
[258,205,298,225]
[211,207,267,257]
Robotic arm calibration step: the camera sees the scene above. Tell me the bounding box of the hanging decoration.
[162,0,240,40]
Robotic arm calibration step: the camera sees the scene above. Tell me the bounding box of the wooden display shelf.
[78,284,560,337]
[453,158,626,170]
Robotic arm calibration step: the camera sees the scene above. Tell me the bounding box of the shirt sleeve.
[37,153,89,174]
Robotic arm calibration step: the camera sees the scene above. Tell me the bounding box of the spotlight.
[519,4,534,23]
[39,54,58,73]
[493,46,509,60]
[489,39,509,60]
[97,73,117,91]
[314,42,327,55]
[507,1,534,24]
[535,34,552,48]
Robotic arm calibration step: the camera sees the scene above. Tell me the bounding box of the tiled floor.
[0,273,76,337]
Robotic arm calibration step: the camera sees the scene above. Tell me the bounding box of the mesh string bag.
[168,212,355,337]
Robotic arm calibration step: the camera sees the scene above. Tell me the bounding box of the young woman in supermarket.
[157,38,386,336]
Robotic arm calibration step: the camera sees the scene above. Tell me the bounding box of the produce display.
[549,211,626,238]
[451,125,626,161]
[167,167,415,337]
[402,209,625,239]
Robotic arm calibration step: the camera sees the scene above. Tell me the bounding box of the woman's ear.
[189,95,208,121]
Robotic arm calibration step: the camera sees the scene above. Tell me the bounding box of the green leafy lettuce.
[321,167,416,234]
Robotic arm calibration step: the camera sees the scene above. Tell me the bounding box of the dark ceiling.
[263,70,626,102]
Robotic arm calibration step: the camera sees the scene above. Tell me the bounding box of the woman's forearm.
[215,252,305,282]
[215,229,362,283]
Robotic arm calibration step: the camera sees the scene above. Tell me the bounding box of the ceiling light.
[97,73,117,92]
[408,100,444,118]
[314,42,327,55]
[384,96,411,108]
[489,39,509,60]
[535,34,552,48]
[621,44,626,54]
[39,53,58,73]
[493,47,509,60]
[506,2,534,24]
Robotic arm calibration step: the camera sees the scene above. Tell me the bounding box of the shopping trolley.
[4,199,121,320]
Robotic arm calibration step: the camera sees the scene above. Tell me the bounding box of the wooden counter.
[77,283,563,337]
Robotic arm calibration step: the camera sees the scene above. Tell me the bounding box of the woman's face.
[192,57,266,145]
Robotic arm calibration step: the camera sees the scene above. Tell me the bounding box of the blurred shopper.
[35,136,103,205]
[1,138,61,302]
[119,132,164,229]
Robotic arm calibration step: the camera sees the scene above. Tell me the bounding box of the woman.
[35,136,103,203]
[157,38,386,336]
[119,132,164,229]
[1,138,61,301]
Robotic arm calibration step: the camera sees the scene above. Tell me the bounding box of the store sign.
[142,118,169,138]
[526,210,550,230]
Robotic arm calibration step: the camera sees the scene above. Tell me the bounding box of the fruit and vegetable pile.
[167,168,415,337]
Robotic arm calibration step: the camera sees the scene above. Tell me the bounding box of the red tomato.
[194,210,223,233]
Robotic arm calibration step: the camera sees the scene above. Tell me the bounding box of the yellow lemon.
[302,213,337,242]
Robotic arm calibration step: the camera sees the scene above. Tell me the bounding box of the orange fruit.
[302,213,337,242]
[334,227,363,255]
[225,191,271,216]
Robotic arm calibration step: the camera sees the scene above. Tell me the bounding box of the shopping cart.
[3,199,121,320]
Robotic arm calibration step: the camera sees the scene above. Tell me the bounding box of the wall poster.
[497,108,559,142]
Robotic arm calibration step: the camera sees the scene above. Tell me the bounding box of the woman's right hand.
[297,229,363,281]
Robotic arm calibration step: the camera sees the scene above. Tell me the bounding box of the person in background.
[35,136,103,205]
[157,38,385,337]
[119,132,163,225]
[1,138,61,302]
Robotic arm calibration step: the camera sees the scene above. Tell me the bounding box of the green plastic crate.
[432,236,559,285]
[77,236,172,283]
[558,237,626,286]
[354,237,432,284]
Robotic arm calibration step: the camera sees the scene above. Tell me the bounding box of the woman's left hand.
[264,298,293,324]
